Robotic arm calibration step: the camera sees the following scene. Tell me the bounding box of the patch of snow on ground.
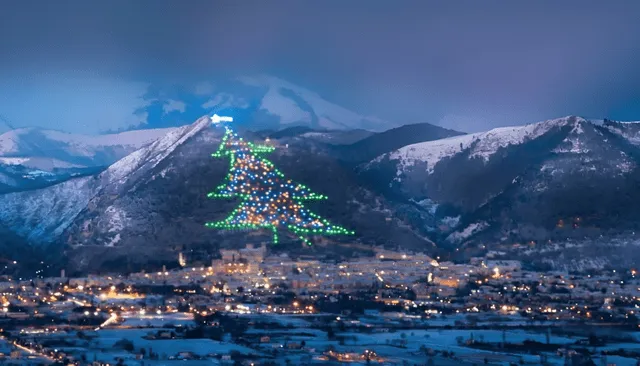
[301,132,333,140]
[553,135,590,154]
[446,222,488,243]
[540,163,563,176]
[95,329,259,356]
[617,160,635,173]
[571,120,585,134]
[106,233,121,247]
[440,215,461,229]
[533,181,548,192]
[158,167,171,178]
[105,205,128,233]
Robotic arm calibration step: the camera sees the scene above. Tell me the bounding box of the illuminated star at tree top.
[210,114,234,124]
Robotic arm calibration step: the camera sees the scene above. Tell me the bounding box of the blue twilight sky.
[1,0,640,134]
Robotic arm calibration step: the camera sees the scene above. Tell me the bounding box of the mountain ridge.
[363,116,640,254]
[0,126,178,193]
[2,114,640,273]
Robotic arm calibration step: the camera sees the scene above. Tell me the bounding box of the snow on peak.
[237,75,390,131]
[373,133,477,175]
[103,116,212,186]
[0,128,31,155]
[376,116,579,175]
[261,85,311,125]
[43,128,176,150]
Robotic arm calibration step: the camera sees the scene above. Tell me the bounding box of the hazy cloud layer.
[1,0,640,133]
[0,74,149,134]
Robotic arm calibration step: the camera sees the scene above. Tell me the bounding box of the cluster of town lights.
[205,123,354,245]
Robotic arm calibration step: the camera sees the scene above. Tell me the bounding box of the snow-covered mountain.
[0,118,210,244]
[143,75,395,133]
[0,116,428,273]
[0,126,176,192]
[234,75,391,131]
[5,114,640,272]
[0,127,176,164]
[367,116,583,176]
[363,116,640,251]
[367,116,639,188]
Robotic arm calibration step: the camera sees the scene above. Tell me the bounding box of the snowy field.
[248,325,640,365]
[94,329,259,357]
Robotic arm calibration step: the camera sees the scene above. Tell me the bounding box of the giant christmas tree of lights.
[205,115,354,245]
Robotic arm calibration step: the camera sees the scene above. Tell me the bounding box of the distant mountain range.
[232,75,392,131]
[2,76,640,274]
[132,75,396,134]
[0,127,175,193]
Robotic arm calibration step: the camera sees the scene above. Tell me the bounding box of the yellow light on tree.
[205,118,354,245]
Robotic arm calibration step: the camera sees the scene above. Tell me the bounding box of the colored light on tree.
[205,126,354,245]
